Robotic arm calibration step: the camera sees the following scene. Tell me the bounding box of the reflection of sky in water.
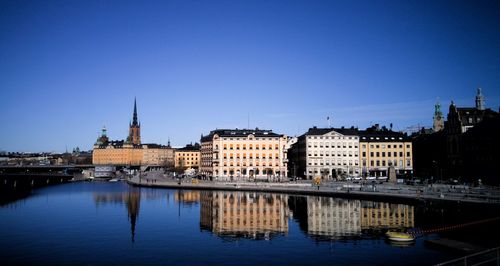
[1,182,496,265]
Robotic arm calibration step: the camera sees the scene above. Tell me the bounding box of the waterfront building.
[307,197,361,239]
[142,144,174,167]
[94,165,116,179]
[200,191,289,239]
[446,88,497,135]
[414,88,500,184]
[359,125,413,178]
[289,127,360,180]
[445,88,499,181]
[92,100,174,166]
[93,140,173,166]
[200,129,288,179]
[174,143,201,170]
[92,135,143,166]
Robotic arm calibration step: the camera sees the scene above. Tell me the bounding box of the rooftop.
[201,128,284,142]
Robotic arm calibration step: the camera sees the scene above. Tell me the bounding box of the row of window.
[218,137,280,141]
[362,159,411,167]
[221,153,280,159]
[215,169,284,176]
[307,169,360,174]
[362,144,411,149]
[308,160,359,166]
[308,136,358,140]
[176,153,199,157]
[308,151,359,157]
[362,152,411,157]
[220,158,280,162]
[177,157,198,160]
[220,144,282,150]
[308,144,358,149]
[222,162,281,167]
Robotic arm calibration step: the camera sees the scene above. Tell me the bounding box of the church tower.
[127,98,141,145]
[475,87,485,110]
[433,101,444,132]
[95,126,109,146]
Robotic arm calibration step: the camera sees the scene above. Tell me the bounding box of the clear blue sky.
[1,0,499,152]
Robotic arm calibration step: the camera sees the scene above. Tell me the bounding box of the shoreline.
[126,177,500,206]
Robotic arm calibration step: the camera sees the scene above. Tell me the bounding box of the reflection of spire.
[126,188,141,243]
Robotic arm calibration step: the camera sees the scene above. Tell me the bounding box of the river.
[0,181,498,265]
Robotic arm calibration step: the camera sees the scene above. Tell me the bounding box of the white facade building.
[290,127,360,180]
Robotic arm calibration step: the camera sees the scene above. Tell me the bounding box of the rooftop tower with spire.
[433,101,444,132]
[127,98,141,145]
[475,87,485,110]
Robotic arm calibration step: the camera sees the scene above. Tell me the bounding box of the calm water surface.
[1,182,498,265]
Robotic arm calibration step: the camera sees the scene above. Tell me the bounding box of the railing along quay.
[436,246,500,266]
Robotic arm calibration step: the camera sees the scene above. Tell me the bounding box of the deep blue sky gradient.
[1,0,499,152]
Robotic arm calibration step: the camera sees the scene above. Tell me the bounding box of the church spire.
[132,97,138,126]
[128,98,141,145]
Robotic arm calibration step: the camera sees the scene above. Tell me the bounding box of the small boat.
[386,230,415,242]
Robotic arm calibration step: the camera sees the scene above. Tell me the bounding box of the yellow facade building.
[92,140,143,165]
[359,125,413,178]
[174,143,201,170]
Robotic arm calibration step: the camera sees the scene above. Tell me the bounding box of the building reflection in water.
[174,191,201,206]
[93,187,141,242]
[290,196,415,241]
[200,191,289,240]
[306,197,361,239]
[360,201,414,230]
[92,188,414,243]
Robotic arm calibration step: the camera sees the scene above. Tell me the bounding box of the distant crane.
[405,124,423,135]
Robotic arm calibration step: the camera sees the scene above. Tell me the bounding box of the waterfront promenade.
[127,173,500,205]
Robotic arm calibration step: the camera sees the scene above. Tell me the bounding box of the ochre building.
[359,125,413,178]
[174,143,201,170]
[92,99,174,166]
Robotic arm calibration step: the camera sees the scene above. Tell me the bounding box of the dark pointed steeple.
[132,97,138,126]
[127,98,141,145]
